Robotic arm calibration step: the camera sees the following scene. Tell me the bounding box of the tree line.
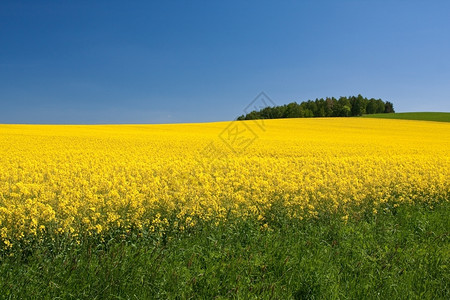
[237,95,394,120]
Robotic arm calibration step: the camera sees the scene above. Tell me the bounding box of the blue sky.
[1,1,449,124]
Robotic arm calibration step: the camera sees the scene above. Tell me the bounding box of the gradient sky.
[1,1,449,124]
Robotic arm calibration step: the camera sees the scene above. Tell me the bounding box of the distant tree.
[303,109,314,118]
[336,97,351,117]
[384,101,395,113]
[366,99,376,114]
[236,95,394,120]
[350,94,365,116]
[285,102,303,118]
[325,97,336,117]
[375,99,385,113]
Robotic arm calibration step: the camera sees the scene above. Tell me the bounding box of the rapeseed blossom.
[0,119,448,247]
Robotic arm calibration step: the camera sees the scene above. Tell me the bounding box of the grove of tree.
[237,95,395,120]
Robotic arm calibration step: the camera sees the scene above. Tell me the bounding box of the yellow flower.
[0,118,447,240]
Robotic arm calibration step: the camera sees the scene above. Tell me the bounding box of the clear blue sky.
[1,1,449,124]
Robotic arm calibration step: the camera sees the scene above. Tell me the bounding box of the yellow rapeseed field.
[1,118,449,247]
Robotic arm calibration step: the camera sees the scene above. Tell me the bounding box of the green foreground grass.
[1,201,449,299]
[361,112,450,122]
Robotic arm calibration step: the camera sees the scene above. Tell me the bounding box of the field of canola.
[1,118,449,249]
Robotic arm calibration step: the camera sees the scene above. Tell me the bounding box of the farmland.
[0,118,449,298]
[361,112,450,122]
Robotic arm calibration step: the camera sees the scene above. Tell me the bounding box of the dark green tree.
[236,95,394,120]
[384,101,395,113]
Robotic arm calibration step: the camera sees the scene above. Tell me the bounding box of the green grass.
[1,201,449,299]
[362,112,450,122]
